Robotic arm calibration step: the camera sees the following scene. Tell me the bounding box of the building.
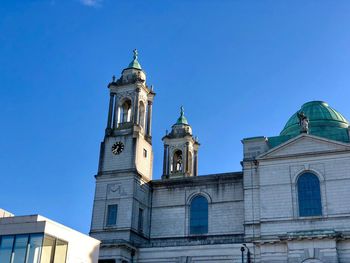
[89,50,350,263]
[0,210,100,263]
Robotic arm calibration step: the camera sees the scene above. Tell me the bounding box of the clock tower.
[90,50,155,262]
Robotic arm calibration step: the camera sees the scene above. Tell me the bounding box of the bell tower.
[162,107,200,179]
[90,50,155,262]
[98,49,155,179]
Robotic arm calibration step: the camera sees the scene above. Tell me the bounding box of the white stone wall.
[101,136,135,172]
[91,174,135,232]
[90,173,151,243]
[93,133,350,263]
[137,243,253,263]
[242,135,350,262]
[259,239,340,263]
[135,134,153,180]
[150,174,244,238]
[0,208,14,218]
[257,153,350,236]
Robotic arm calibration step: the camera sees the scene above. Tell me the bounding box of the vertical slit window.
[106,205,118,226]
[138,208,144,233]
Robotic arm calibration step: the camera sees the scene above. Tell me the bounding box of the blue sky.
[1,0,350,234]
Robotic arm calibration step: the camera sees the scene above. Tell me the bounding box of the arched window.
[119,99,132,124]
[297,172,322,217]
[172,150,183,173]
[139,101,145,129]
[190,195,208,234]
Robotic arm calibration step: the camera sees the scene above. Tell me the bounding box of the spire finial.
[180,106,184,117]
[127,49,142,70]
[175,106,188,125]
[133,49,138,60]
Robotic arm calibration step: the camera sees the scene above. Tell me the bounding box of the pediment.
[258,134,350,159]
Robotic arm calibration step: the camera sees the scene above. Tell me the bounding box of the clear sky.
[1,0,350,234]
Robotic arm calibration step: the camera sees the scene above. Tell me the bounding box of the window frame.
[189,195,209,235]
[297,172,322,217]
[106,204,118,227]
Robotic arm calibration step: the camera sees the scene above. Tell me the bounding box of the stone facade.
[90,53,350,262]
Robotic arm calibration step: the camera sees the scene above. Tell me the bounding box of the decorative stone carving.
[116,90,135,101]
[107,183,127,197]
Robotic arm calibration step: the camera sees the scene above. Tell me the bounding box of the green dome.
[280,101,349,142]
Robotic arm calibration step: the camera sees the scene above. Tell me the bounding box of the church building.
[89,51,350,263]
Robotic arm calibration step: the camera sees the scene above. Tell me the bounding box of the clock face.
[111,141,124,155]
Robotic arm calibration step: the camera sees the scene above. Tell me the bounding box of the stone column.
[185,142,190,174]
[163,144,168,177]
[134,88,140,125]
[167,148,171,175]
[112,96,119,129]
[182,146,186,174]
[194,150,198,176]
[106,93,114,131]
[146,101,153,136]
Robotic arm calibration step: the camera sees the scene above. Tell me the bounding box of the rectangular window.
[27,234,44,263]
[12,234,29,263]
[143,149,147,158]
[0,235,14,263]
[138,208,144,233]
[0,234,67,263]
[107,204,118,226]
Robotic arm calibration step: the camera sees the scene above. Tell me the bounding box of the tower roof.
[175,106,189,125]
[127,49,142,70]
[280,101,349,142]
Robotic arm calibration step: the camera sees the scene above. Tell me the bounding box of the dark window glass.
[190,196,208,234]
[0,235,14,263]
[107,205,118,226]
[298,172,322,217]
[12,235,29,263]
[27,234,44,263]
[138,208,144,233]
[99,260,116,263]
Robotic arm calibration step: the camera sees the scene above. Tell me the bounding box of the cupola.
[120,49,146,84]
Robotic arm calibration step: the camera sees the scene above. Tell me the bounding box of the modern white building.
[89,51,350,263]
[0,210,100,263]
